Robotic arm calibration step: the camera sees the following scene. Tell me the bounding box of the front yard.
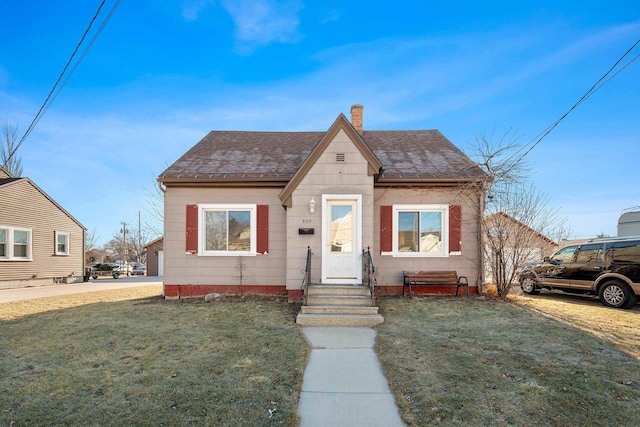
[1,286,638,426]
[0,286,308,426]
[376,294,640,426]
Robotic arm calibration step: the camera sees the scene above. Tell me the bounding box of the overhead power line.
[504,37,640,171]
[9,0,121,160]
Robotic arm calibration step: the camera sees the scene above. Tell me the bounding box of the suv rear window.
[611,240,640,263]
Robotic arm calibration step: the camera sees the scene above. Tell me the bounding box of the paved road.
[0,276,163,303]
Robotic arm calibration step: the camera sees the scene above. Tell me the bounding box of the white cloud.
[181,0,214,21]
[320,10,341,24]
[220,0,303,53]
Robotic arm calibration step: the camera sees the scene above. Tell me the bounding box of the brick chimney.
[350,104,363,134]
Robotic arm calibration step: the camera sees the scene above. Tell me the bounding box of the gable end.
[278,113,383,208]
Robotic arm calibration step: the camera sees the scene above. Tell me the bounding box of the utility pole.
[121,221,129,277]
[138,211,142,264]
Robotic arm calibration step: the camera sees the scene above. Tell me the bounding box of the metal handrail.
[302,246,312,305]
[362,247,377,306]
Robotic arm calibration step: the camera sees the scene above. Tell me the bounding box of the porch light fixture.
[309,198,316,214]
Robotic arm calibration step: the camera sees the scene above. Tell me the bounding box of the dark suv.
[519,236,640,309]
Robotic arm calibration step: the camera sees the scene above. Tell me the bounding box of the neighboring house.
[0,166,86,289]
[144,236,163,276]
[158,105,489,301]
[484,212,558,285]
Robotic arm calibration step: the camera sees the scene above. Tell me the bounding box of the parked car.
[91,263,121,279]
[113,263,133,274]
[132,265,146,276]
[519,236,640,309]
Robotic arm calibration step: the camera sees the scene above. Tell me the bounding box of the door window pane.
[575,244,603,263]
[551,246,577,264]
[330,205,353,253]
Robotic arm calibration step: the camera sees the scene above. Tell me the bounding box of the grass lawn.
[3,285,639,426]
[376,294,640,426]
[0,286,308,426]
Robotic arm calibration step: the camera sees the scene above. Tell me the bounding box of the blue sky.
[1,0,639,245]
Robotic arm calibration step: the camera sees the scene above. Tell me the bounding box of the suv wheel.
[624,291,638,309]
[599,281,632,309]
[521,277,540,295]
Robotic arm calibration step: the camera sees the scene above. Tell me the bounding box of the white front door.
[322,195,362,284]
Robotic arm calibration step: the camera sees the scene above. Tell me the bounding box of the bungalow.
[158,105,489,303]
[0,166,86,289]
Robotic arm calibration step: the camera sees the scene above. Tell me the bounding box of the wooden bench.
[403,271,469,298]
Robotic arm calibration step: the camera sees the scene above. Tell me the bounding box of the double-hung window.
[0,228,6,257]
[55,231,70,255]
[199,204,257,255]
[0,226,33,260]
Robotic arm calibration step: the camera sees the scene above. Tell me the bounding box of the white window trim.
[55,231,70,256]
[198,204,257,256]
[391,204,449,258]
[0,225,33,261]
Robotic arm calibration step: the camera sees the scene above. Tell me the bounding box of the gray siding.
[163,187,286,286]
[0,180,85,287]
[145,238,163,276]
[373,187,483,287]
[286,129,374,289]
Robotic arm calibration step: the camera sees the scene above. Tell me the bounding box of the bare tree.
[1,120,23,177]
[144,168,168,236]
[85,227,100,252]
[107,224,155,266]
[469,130,569,299]
[484,184,568,298]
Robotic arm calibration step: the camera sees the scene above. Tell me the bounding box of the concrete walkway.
[298,327,405,427]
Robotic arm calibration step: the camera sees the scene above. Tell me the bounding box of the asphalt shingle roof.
[0,178,22,187]
[160,129,486,183]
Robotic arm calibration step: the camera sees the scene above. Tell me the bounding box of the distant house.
[144,236,163,276]
[158,105,489,301]
[0,166,86,289]
[484,212,558,285]
[618,206,640,237]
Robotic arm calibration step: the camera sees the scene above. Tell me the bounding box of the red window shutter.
[449,205,462,253]
[257,205,269,254]
[380,205,393,252]
[186,204,198,254]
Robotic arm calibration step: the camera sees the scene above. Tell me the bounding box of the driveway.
[0,276,163,303]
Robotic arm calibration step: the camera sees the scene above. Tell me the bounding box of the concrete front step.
[296,313,384,327]
[297,283,383,327]
[300,305,380,315]
[307,284,371,297]
[306,295,373,306]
